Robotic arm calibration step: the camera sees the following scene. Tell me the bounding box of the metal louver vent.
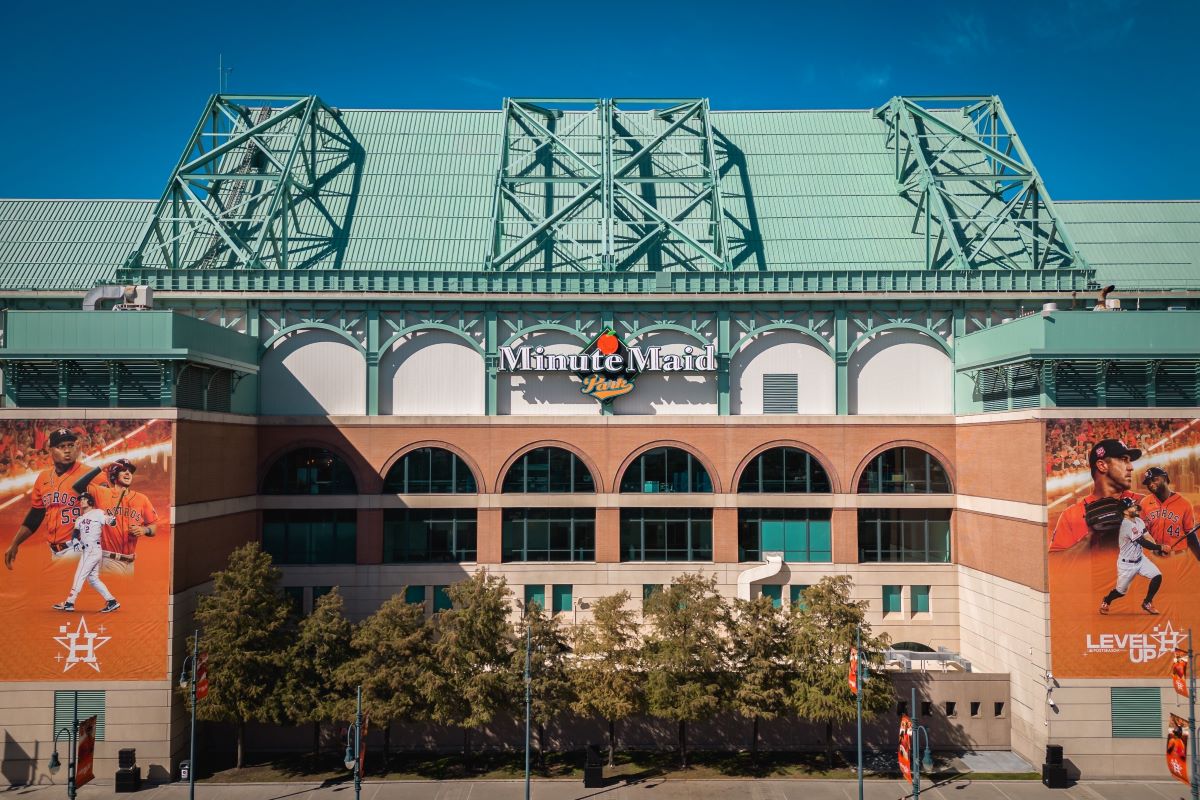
[1055,361,1101,407]
[116,362,162,407]
[762,374,799,414]
[207,370,232,413]
[1105,362,1148,407]
[1155,362,1199,407]
[176,366,204,410]
[54,690,105,740]
[64,362,109,408]
[12,361,58,406]
[1110,687,1161,739]
[1009,364,1040,409]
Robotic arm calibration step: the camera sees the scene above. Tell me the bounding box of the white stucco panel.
[730,330,835,415]
[848,329,952,415]
[260,329,366,415]
[381,330,484,416]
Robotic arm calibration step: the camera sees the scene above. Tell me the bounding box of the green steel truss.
[875,96,1085,271]
[125,94,356,271]
[487,98,733,272]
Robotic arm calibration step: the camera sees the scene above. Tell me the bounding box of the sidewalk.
[20,778,1195,800]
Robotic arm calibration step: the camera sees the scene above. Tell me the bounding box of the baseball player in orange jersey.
[1049,439,1143,552]
[1140,466,1199,557]
[95,458,157,575]
[3,428,109,570]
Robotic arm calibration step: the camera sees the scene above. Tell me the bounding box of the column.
[832,507,859,564]
[596,507,620,563]
[713,507,739,563]
[477,507,502,563]
[357,508,382,565]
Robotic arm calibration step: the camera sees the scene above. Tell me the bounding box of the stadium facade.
[0,93,1198,782]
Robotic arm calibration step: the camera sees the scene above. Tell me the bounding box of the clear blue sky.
[2,0,1196,200]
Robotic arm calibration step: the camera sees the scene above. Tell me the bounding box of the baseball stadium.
[0,93,1198,783]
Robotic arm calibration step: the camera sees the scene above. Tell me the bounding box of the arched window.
[738,447,831,493]
[502,447,595,493]
[262,447,357,495]
[383,448,477,494]
[857,447,951,494]
[620,447,713,493]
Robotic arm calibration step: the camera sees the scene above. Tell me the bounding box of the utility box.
[179,760,190,782]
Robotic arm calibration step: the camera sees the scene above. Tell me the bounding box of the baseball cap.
[48,428,77,447]
[1142,466,1169,486]
[1088,438,1142,469]
[108,458,137,475]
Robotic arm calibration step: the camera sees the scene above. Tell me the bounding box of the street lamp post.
[524,615,532,800]
[48,690,78,800]
[855,627,863,800]
[178,632,200,800]
[910,687,934,800]
[344,685,363,800]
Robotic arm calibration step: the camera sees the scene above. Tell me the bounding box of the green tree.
[571,591,642,766]
[643,573,730,768]
[729,595,790,757]
[515,601,573,769]
[421,571,518,765]
[339,589,432,766]
[192,542,291,768]
[786,576,893,764]
[280,588,354,759]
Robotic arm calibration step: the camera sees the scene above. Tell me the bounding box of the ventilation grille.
[1055,362,1101,407]
[11,361,58,406]
[54,690,105,741]
[762,374,799,414]
[116,362,162,407]
[1156,362,1199,407]
[1110,687,1162,738]
[207,370,232,413]
[176,366,205,410]
[64,362,109,408]
[1105,362,1148,407]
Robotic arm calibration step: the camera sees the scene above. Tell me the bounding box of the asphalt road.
[9,778,1196,800]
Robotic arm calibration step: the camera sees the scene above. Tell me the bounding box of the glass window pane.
[405,585,426,605]
[761,584,783,608]
[546,448,571,493]
[883,585,902,613]
[429,448,454,493]
[263,448,357,495]
[760,448,785,493]
[912,585,931,613]
[761,520,785,552]
[553,584,573,614]
[386,449,476,494]
[434,585,452,612]
[524,584,545,612]
[407,449,431,492]
[790,585,809,609]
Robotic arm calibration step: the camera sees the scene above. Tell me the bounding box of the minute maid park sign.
[499,328,717,403]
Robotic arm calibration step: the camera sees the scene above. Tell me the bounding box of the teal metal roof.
[1056,201,1200,289]
[0,107,1196,291]
[0,200,152,290]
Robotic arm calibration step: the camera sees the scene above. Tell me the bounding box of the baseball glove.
[1084,496,1126,536]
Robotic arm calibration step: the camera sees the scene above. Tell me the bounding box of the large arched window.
[738,447,831,493]
[620,447,713,493]
[857,447,951,494]
[262,447,357,495]
[502,447,595,493]
[383,448,477,494]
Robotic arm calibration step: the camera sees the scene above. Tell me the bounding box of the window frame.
[620,507,713,562]
[382,508,477,563]
[501,508,596,562]
[262,448,357,495]
[857,447,952,494]
[620,447,713,493]
[383,447,477,494]
[502,447,595,493]
[738,508,833,562]
[858,509,952,563]
[263,509,357,565]
[738,447,831,493]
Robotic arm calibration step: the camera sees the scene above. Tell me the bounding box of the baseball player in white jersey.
[52,492,120,614]
[1099,498,1167,615]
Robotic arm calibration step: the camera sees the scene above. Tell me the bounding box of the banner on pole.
[1171,648,1189,698]
[898,714,913,783]
[1167,714,1189,785]
[848,647,859,695]
[75,715,97,788]
[196,651,209,700]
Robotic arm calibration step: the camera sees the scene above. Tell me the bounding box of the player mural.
[1047,418,1200,678]
[0,419,172,680]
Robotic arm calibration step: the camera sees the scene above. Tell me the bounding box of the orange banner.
[897,714,913,783]
[196,651,209,700]
[1046,419,1200,678]
[75,715,97,788]
[848,647,859,695]
[1168,714,1189,785]
[1173,649,1190,698]
[0,419,173,680]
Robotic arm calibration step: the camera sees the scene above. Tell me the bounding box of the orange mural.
[1046,418,1200,678]
[0,419,172,680]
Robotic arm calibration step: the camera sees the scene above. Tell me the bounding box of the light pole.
[1188,629,1198,800]
[855,627,863,800]
[344,685,363,800]
[178,631,200,800]
[910,687,934,800]
[524,614,532,800]
[47,690,78,800]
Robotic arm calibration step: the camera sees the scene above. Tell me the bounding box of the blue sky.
[1,0,1195,200]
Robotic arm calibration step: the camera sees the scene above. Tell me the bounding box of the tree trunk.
[236,720,246,769]
[538,723,546,771]
[607,719,616,767]
[678,720,688,769]
[312,721,321,760]
[751,717,759,759]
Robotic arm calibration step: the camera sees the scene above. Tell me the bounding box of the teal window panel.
[790,585,809,609]
[912,585,930,613]
[54,691,105,741]
[738,509,833,562]
[433,585,452,612]
[883,585,902,614]
[552,584,573,614]
[525,584,546,612]
[761,584,783,609]
[761,521,786,552]
[1111,687,1162,738]
[404,585,426,605]
[643,584,663,603]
